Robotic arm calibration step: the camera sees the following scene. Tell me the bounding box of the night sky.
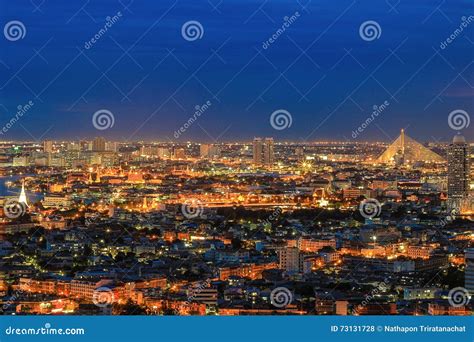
[0,0,472,142]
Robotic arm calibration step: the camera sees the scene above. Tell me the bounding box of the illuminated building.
[428,302,470,315]
[355,303,397,315]
[471,143,474,189]
[189,287,218,307]
[12,156,28,167]
[335,300,349,315]
[447,134,470,211]
[218,262,278,280]
[466,248,474,295]
[174,148,186,159]
[277,247,302,273]
[0,137,472,317]
[43,140,53,153]
[403,288,439,300]
[342,188,373,200]
[92,137,106,152]
[296,237,336,253]
[105,141,118,152]
[140,145,170,158]
[406,244,437,259]
[253,137,274,166]
[295,146,304,161]
[200,144,220,159]
[42,194,72,208]
[70,279,113,300]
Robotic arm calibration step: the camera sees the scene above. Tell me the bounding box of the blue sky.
[0,0,472,142]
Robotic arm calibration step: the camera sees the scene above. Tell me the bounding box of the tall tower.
[92,137,106,152]
[263,138,274,166]
[253,138,263,165]
[447,134,470,211]
[200,144,210,159]
[253,138,274,166]
[43,140,53,153]
[18,180,28,206]
[466,248,474,295]
[295,146,304,161]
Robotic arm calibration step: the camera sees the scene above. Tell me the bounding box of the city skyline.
[0,0,472,323]
[0,131,471,144]
[1,125,472,316]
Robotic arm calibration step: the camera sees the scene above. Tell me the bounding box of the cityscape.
[0,131,472,315]
[0,0,473,323]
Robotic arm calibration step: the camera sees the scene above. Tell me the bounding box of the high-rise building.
[253,138,263,165]
[157,148,170,158]
[295,146,304,161]
[92,137,106,152]
[447,134,470,210]
[200,144,210,158]
[253,137,274,166]
[66,142,81,151]
[470,143,474,189]
[140,145,170,158]
[465,248,474,295]
[174,148,186,159]
[80,140,90,151]
[43,140,53,153]
[12,156,28,167]
[200,144,220,159]
[277,247,302,273]
[105,141,118,152]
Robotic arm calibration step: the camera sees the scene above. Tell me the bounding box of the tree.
[231,238,242,249]
[116,300,146,315]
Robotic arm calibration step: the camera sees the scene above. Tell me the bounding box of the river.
[0,175,43,202]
